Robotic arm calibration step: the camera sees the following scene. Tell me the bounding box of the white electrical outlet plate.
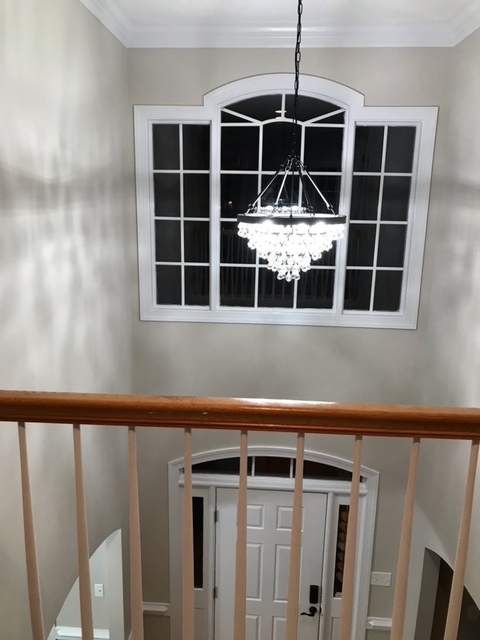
[370,572,391,586]
[94,583,104,597]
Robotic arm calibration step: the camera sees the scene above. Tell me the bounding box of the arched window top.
[203,74,366,113]
[222,93,345,125]
[134,73,437,328]
[190,455,362,481]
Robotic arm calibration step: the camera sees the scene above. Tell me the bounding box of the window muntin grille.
[219,94,345,310]
[153,123,211,307]
[136,76,437,328]
[345,125,415,312]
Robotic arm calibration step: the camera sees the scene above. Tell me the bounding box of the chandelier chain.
[291,0,303,160]
[293,0,303,128]
[237,0,346,282]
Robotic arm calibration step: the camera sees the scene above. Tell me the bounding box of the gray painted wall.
[127,35,480,640]
[0,1,135,637]
[1,1,480,638]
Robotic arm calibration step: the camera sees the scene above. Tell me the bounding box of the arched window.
[134,74,437,328]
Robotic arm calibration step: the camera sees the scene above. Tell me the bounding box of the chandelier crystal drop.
[238,218,345,282]
[236,0,346,281]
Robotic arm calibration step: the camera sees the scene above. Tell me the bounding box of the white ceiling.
[80,0,480,48]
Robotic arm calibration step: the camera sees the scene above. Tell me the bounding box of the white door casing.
[216,489,328,640]
[168,446,379,640]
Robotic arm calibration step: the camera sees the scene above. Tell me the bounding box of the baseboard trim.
[55,627,109,640]
[366,617,392,630]
[144,601,170,616]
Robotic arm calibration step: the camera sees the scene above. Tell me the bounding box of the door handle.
[301,606,318,617]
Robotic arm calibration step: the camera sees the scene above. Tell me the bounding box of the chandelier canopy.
[237,0,346,282]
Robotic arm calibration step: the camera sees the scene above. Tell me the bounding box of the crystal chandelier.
[237,0,346,282]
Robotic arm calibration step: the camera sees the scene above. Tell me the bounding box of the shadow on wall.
[415,548,480,640]
[422,175,480,407]
[0,0,133,395]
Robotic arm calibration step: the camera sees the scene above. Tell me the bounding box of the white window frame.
[134,74,437,329]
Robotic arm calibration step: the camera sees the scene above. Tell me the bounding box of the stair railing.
[1,391,480,640]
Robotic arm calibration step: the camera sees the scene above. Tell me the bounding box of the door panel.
[215,488,327,640]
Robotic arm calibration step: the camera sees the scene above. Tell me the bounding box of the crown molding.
[78,0,130,46]
[126,23,455,49]
[79,0,480,49]
[450,0,480,45]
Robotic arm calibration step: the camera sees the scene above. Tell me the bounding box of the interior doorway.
[47,530,124,640]
[168,446,378,640]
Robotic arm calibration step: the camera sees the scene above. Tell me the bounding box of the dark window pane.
[385,127,416,173]
[221,221,256,264]
[184,222,209,263]
[220,267,255,307]
[297,269,334,309]
[260,173,300,209]
[183,125,210,170]
[154,174,180,217]
[258,269,294,308]
[226,95,282,121]
[313,243,337,267]
[221,174,260,218]
[304,128,343,172]
[316,112,345,124]
[153,124,179,170]
[347,224,376,267]
[221,127,259,170]
[184,174,210,218]
[185,266,209,306]
[302,461,352,480]
[221,110,249,123]
[156,265,181,304]
[193,457,240,474]
[285,95,344,123]
[192,497,204,589]
[381,177,411,221]
[155,220,181,262]
[305,176,341,215]
[262,122,301,170]
[377,225,407,268]
[350,176,380,221]
[353,126,384,173]
[255,457,291,477]
[334,505,349,596]
[293,460,354,480]
[373,271,403,311]
[344,270,372,310]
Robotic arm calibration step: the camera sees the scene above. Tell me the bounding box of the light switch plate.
[370,572,391,586]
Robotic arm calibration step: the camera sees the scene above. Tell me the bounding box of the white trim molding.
[79,0,480,48]
[366,617,393,630]
[78,0,130,46]
[135,74,438,329]
[168,445,379,640]
[54,628,109,640]
[143,601,170,616]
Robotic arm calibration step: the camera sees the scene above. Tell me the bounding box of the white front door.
[215,488,328,640]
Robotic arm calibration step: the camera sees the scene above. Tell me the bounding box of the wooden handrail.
[1,391,480,438]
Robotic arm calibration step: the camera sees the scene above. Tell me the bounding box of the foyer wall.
[128,44,451,404]
[407,25,480,637]
[128,44,453,639]
[0,1,135,637]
